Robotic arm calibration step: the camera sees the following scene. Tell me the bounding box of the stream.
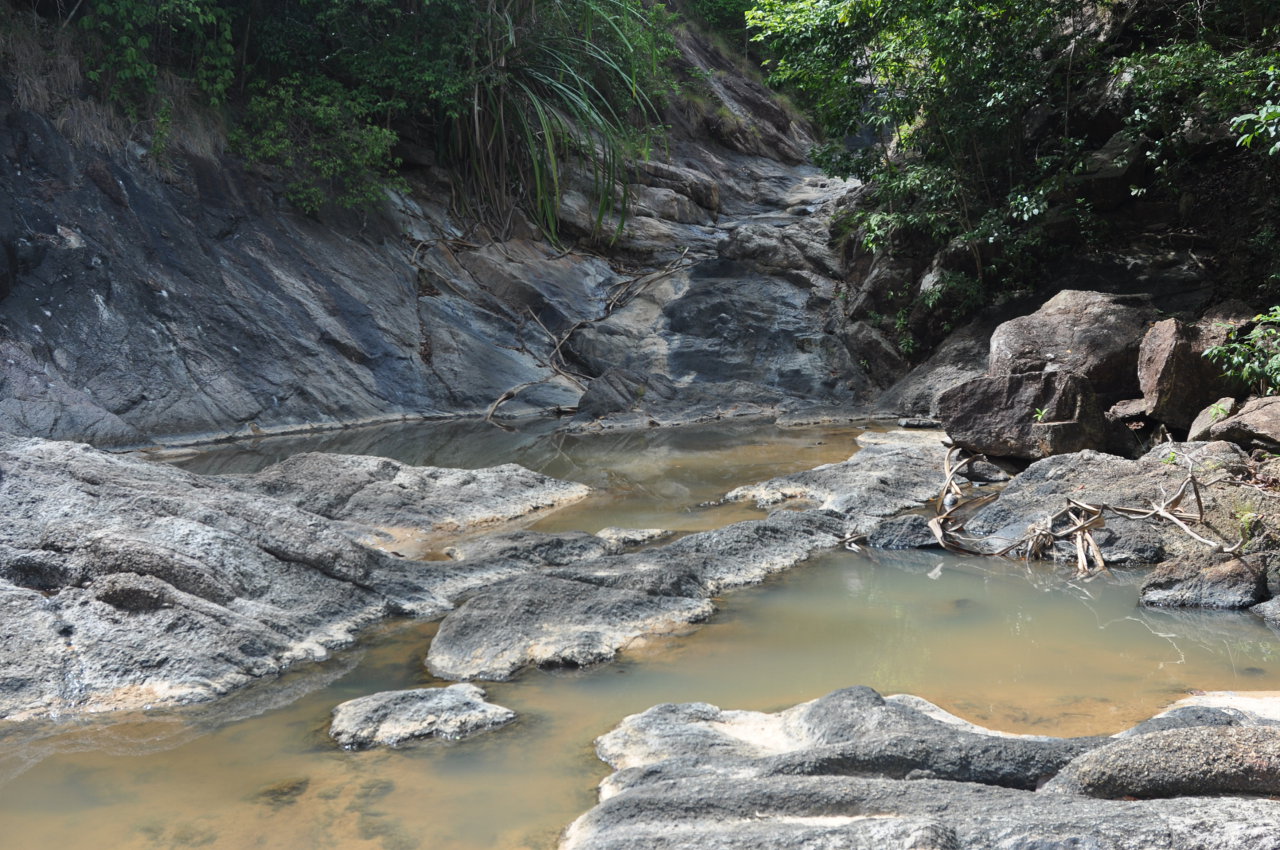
[3,419,1280,850]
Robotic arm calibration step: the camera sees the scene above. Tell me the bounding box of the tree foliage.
[748,0,1280,345]
[61,0,676,228]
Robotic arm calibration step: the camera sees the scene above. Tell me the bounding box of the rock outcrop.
[562,686,1280,850]
[0,433,589,720]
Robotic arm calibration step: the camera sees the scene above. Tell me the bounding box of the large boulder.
[1137,311,1250,430]
[988,289,1159,404]
[938,370,1131,460]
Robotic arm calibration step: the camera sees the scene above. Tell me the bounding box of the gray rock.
[1141,555,1267,609]
[228,452,590,532]
[1209,396,1280,452]
[329,683,515,748]
[1044,726,1280,798]
[564,686,1280,850]
[725,439,948,535]
[425,574,715,680]
[987,290,1159,405]
[1188,397,1238,442]
[962,441,1250,565]
[867,514,939,550]
[875,315,995,418]
[939,370,1132,460]
[426,509,852,680]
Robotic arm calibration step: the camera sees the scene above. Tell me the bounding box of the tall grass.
[452,0,672,239]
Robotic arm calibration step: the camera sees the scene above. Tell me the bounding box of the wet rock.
[987,290,1158,405]
[1141,554,1267,609]
[329,684,515,748]
[251,777,310,808]
[938,370,1131,460]
[1044,726,1280,799]
[425,575,714,681]
[564,686,1280,850]
[1188,397,1239,441]
[866,515,939,550]
[228,453,591,532]
[1209,396,1280,452]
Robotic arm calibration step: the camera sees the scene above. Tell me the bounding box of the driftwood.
[928,448,1243,578]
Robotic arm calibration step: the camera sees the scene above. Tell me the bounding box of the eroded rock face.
[329,683,515,748]
[0,434,595,720]
[564,686,1280,850]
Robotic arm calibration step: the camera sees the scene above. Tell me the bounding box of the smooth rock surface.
[987,289,1159,404]
[1138,314,1248,430]
[329,683,515,748]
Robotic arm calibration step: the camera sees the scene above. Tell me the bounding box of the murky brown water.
[4,421,1280,850]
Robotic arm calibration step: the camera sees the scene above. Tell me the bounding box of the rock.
[1138,317,1248,430]
[425,575,715,681]
[426,508,855,680]
[1044,726,1280,798]
[564,686,1280,850]
[1209,396,1280,451]
[548,510,852,598]
[565,258,877,415]
[987,290,1159,404]
[898,417,940,428]
[938,370,1131,460]
[443,530,612,566]
[229,452,591,532]
[724,438,948,535]
[1141,554,1267,609]
[329,684,515,748]
[962,441,1250,565]
[1188,397,1239,441]
[572,368,681,422]
[0,433,440,720]
[875,314,995,418]
[866,514,939,549]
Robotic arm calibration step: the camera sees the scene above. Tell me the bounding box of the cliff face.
[0,31,900,448]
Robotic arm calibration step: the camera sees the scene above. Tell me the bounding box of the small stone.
[329,684,515,749]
